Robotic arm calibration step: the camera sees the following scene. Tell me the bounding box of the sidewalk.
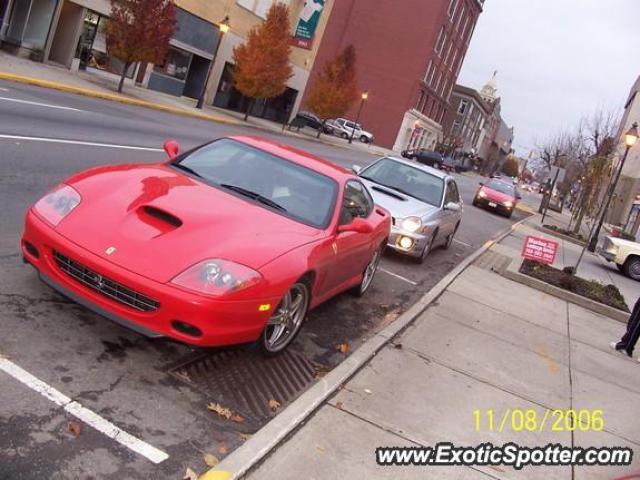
[0,51,394,157]
[218,215,640,480]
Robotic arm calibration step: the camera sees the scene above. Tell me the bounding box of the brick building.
[442,83,491,157]
[303,0,484,150]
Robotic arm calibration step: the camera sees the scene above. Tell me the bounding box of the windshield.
[172,139,338,228]
[360,158,444,207]
[486,180,515,195]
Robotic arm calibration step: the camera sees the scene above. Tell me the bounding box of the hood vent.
[371,185,406,201]
[143,206,183,227]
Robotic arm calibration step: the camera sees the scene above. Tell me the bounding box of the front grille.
[53,251,160,312]
[391,217,397,226]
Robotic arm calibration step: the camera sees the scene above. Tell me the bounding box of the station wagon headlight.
[401,216,422,233]
[171,259,262,296]
[33,184,81,226]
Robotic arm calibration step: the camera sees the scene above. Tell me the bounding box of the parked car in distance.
[472,178,521,218]
[441,156,467,173]
[599,236,640,281]
[22,136,391,355]
[353,156,462,264]
[289,111,334,134]
[327,118,374,143]
[400,148,444,169]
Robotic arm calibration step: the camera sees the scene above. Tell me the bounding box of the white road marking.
[0,134,163,152]
[454,238,473,248]
[379,267,418,286]
[0,356,169,464]
[0,96,83,112]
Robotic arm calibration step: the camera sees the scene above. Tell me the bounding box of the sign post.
[521,235,559,265]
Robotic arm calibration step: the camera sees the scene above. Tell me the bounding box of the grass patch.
[520,259,629,312]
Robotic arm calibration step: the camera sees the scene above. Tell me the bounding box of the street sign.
[292,0,325,49]
[521,235,558,264]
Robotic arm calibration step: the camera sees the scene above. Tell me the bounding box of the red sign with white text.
[521,235,558,264]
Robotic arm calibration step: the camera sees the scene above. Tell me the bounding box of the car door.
[328,180,375,290]
[442,180,461,239]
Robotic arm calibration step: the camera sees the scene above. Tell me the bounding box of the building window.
[424,60,434,84]
[466,18,477,44]
[448,0,458,18]
[435,26,446,55]
[458,99,469,115]
[154,47,192,81]
[416,91,425,111]
[421,95,430,114]
[456,5,466,30]
[434,71,442,94]
[444,41,454,66]
[461,15,471,40]
[439,108,446,124]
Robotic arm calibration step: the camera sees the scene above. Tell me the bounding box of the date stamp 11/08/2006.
[473,409,604,433]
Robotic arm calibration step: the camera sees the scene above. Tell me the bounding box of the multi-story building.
[0,0,333,123]
[302,0,484,150]
[608,74,640,236]
[442,83,491,157]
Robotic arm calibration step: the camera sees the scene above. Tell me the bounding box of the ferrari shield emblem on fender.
[105,246,116,255]
[331,242,338,255]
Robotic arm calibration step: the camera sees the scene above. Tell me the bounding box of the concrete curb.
[502,258,629,323]
[537,225,587,247]
[209,215,532,480]
[0,71,239,126]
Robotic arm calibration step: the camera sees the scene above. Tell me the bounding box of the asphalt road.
[0,79,538,479]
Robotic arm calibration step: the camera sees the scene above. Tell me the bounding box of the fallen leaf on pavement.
[230,414,245,423]
[218,445,228,455]
[335,401,343,409]
[183,467,198,480]
[203,453,220,467]
[68,421,81,437]
[393,343,403,349]
[207,402,232,420]
[364,388,373,395]
[337,342,349,353]
[267,399,281,411]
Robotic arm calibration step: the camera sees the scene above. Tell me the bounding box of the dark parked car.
[289,111,334,134]
[400,148,443,168]
[442,157,467,173]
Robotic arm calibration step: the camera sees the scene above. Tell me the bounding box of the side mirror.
[338,217,373,234]
[163,139,180,160]
[479,182,484,186]
[351,164,362,174]
[445,202,461,212]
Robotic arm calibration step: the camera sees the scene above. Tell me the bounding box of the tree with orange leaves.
[305,45,359,137]
[232,2,293,121]
[106,0,176,93]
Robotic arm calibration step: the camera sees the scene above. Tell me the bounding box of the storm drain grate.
[473,250,512,274]
[169,348,316,425]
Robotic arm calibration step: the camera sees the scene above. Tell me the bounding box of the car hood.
[56,164,322,283]
[481,187,515,203]
[360,178,439,219]
[608,236,640,248]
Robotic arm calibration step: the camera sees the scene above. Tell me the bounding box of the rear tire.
[359,135,369,143]
[623,256,640,281]
[352,246,382,297]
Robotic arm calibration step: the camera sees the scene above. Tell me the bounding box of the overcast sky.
[458,0,640,157]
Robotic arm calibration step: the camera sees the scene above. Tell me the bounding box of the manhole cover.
[169,348,317,426]
[473,250,512,274]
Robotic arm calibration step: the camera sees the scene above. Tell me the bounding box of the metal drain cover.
[169,348,316,426]
[473,250,512,274]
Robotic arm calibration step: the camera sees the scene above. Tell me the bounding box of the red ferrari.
[22,136,390,354]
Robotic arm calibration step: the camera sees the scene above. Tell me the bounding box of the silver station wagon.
[353,156,463,263]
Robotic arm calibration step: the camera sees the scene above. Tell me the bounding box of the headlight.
[171,259,262,296]
[503,201,514,208]
[478,190,487,198]
[33,184,81,226]
[401,216,422,233]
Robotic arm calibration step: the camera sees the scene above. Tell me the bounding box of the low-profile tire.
[623,256,640,281]
[443,223,459,250]
[352,246,382,297]
[414,230,437,264]
[340,132,348,139]
[259,280,311,356]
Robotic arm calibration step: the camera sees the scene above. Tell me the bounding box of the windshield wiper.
[173,163,203,178]
[220,184,287,212]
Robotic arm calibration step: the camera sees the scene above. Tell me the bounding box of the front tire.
[352,247,382,297]
[340,132,348,139]
[444,223,459,250]
[359,135,369,143]
[414,230,437,264]
[623,257,640,281]
[260,281,310,355]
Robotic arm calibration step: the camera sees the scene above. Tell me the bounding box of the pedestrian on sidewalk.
[611,297,640,360]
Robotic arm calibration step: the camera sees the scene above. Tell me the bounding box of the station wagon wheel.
[261,282,310,355]
[353,247,382,297]
[623,257,640,281]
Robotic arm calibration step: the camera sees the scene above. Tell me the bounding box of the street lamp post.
[587,122,639,252]
[349,90,368,144]
[196,16,230,110]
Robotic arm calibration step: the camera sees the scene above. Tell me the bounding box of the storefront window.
[154,47,192,81]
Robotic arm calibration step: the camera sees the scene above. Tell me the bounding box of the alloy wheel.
[262,282,310,354]
[360,248,381,294]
